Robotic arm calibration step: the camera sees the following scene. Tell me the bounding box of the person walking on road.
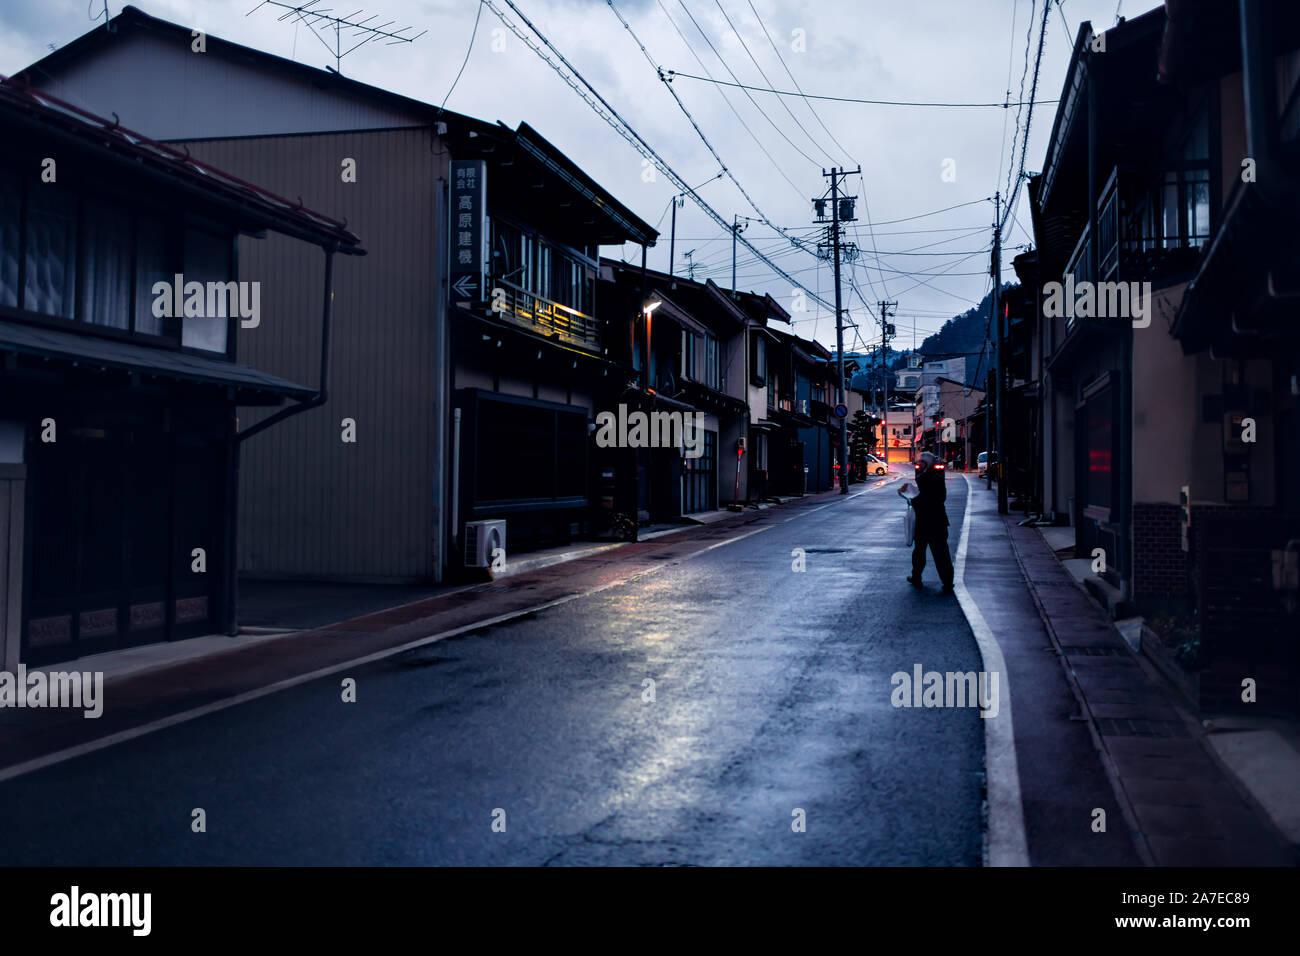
[897,451,954,592]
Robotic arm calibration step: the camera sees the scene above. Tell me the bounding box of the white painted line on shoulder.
[954,474,1030,867]
[0,524,773,784]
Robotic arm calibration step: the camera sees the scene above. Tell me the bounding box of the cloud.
[1,0,1164,348]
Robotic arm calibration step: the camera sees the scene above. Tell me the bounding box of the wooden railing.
[489,275,601,353]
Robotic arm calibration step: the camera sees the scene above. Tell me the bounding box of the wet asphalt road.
[0,477,984,865]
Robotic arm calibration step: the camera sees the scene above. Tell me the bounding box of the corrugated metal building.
[23,5,656,586]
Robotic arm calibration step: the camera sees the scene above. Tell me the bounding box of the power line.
[739,260,989,281]
[1059,0,1074,36]
[1001,0,1053,234]
[709,0,837,167]
[743,0,855,163]
[891,248,993,302]
[611,0,835,282]
[438,0,484,112]
[663,70,1060,108]
[996,0,1021,208]
[670,0,821,166]
[607,0,791,242]
[1003,0,1036,203]
[650,0,804,200]
[481,0,837,311]
[866,197,992,227]
[670,222,990,240]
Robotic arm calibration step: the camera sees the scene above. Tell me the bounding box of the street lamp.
[642,299,661,392]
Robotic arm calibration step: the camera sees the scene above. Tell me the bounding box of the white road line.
[954,474,1030,867]
[781,476,900,522]
[0,524,773,784]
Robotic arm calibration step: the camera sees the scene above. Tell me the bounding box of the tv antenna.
[246,1,426,73]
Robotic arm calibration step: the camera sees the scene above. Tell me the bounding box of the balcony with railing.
[1060,165,1211,332]
[487,274,601,353]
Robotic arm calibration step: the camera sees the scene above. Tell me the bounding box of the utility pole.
[730,214,752,297]
[668,195,683,279]
[964,384,971,473]
[815,166,861,494]
[683,249,697,281]
[878,299,896,464]
[992,190,1007,514]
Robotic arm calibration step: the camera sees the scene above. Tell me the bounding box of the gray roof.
[0,319,312,403]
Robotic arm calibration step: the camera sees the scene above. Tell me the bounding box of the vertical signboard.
[450,159,487,304]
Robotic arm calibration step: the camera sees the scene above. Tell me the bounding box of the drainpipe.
[224,244,334,634]
[237,247,336,443]
[451,407,461,556]
[1239,0,1276,186]
[1236,0,1300,315]
[640,244,650,527]
[639,244,649,392]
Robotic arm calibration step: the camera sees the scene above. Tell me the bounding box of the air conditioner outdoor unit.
[464,519,506,568]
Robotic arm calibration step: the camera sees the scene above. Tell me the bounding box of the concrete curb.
[1015,523,1157,867]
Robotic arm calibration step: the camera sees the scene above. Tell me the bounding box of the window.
[532,239,551,299]
[489,217,594,318]
[703,334,719,389]
[680,429,717,514]
[80,199,132,330]
[490,217,522,284]
[473,394,587,506]
[24,187,77,318]
[1085,385,1114,513]
[0,176,241,352]
[520,233,534,293]
[752,333,767,385]
[1158,169,1211,250]
[180,227,232,353]
[681,328,696,380]
[1134,107,1212,252]
[1283,48,1300,138]
[552,253,592,316]
[0,171,19,308]
[134,218,169,336]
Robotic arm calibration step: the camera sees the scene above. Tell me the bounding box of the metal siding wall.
[186,128,442,580]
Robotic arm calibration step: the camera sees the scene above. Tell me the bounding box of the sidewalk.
[0,487,853,780]
[972,479,1294,865]
[958,476,1143,866]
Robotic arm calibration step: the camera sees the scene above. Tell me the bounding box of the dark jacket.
[909,467,949,535]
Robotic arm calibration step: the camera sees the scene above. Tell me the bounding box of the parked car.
[977,451,998,477]
[865,454,888,476]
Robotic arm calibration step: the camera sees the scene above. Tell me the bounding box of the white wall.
[33,33,424,141]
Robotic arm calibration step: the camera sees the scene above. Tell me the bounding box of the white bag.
[903,506,916,547]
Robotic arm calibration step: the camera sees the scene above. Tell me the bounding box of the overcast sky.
[2,0,1162,353]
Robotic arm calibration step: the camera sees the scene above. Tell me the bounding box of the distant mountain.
[917,283,1016,386]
